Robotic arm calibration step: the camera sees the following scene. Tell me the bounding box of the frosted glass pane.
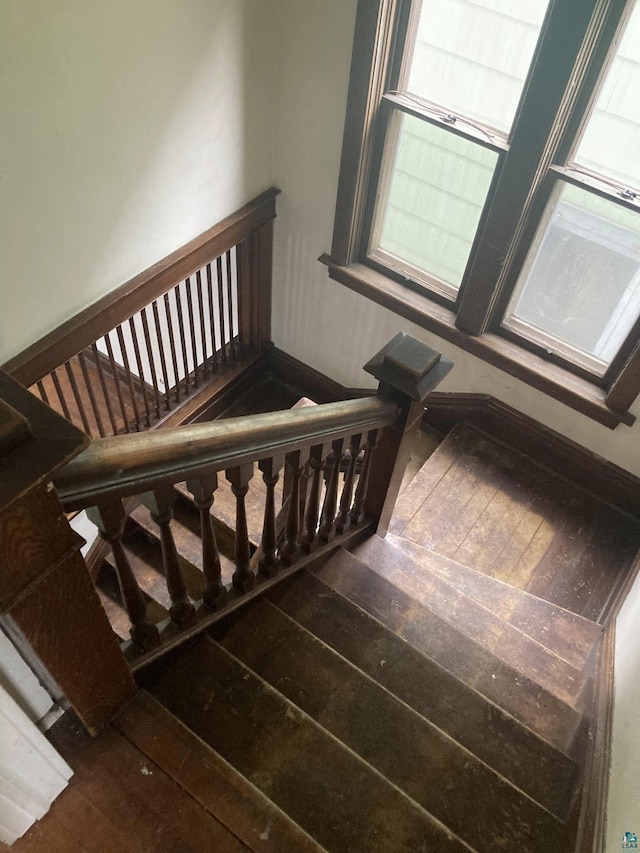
[574,4,640,190]
[504,183,640,373]
[375,114,498,290]
[407,0,549,134]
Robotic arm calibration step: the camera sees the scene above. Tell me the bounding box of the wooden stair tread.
[389,422,640,623]
[219,598,569,847]
[386,532,602,671]
[351,536,589,710]
[266,570,580,816]
[97,561,169,635]
[128,505,208,601]
[314,548,583,753]
[113,690,325,853]
[147,636,474,853]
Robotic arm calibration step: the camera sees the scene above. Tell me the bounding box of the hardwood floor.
[390,422,640,622]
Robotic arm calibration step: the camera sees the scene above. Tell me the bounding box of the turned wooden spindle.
[186,474,227,609]
[87,500,160,650]
[301,444,327,552]
[257,456,284,578]
[226,464,255,592]
[337,433,362,533]
[142,487,197,628]
[319,438,345,543]
[350,429,379,526]
[279,450,307,565]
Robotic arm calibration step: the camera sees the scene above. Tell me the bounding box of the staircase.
[87,418,636,852]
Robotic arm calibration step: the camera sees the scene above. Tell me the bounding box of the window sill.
[319,255,635,429]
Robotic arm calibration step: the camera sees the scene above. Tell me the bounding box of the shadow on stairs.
[15,390,640,852]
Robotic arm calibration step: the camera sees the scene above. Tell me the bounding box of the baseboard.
[265,348,372,403]
[421,392,640,521]
[573,622,615,853]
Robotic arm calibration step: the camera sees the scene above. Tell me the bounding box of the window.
[324,0,640,427]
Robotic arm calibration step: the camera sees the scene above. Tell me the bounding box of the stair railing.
[53,334,453,670]
[2,189,278,437]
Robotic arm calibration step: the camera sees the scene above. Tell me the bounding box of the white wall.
[0,0,276,365]
[270,0,640,479]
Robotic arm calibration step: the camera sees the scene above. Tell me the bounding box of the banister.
[54,396,400,511]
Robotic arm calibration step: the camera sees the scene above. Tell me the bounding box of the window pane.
[504,183,640,374]
[573,3,640,190]
[373,114,498,293]
[406,0,550,135]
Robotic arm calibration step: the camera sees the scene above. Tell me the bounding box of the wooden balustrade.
[2,189,279,437]
[47,333,453,670]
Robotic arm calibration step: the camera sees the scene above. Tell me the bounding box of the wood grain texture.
[267,570,579,817]
[391,423,640,623]
[314,548,582,752]
[149,636,472,853]
[220,598,568,845]
[113,691,324,853]
[9,549,134,734]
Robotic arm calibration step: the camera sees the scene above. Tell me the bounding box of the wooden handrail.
[54,396,400,511]
[3,188,279,389]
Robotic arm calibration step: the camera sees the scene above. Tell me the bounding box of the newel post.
[362,333,453,537]
[0,371,135,735]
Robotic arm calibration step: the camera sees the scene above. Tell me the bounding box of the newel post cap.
[363,333,454,403]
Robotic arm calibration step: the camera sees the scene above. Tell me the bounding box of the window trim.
[327,0,640,427]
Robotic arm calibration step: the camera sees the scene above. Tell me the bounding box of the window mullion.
[455,0,606,336]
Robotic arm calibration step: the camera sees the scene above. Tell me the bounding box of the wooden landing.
[390,422,640,623]
[8,692,319,853]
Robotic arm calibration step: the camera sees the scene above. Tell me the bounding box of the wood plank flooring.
[390,423,640,623]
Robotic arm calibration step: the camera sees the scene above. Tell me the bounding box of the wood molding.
[573,622,615,853]
[3,189,280,389]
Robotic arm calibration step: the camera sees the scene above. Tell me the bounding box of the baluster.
[226,249,236,359]
[302,444,327,552]
[36,379,50,406]
[216,256,228,365]
[185,474,227,609]
[116,325,143,431]
[64,359,92,434]
[196,269,208,374]
[87,501,160,650]
[257,456,284,577]
[127,317,153,428]
[226,465,255,592]
[174,284,191,395]
[337,434,362,533]
[91,343,119,434]
[143,304,166,416]
[350,429,379,526]
[104,332,131,433]
[151,300,173,411]
[206,262,220,371]
[78,351,107,437]
[163,292,182,404]
[50,367,72,421]
[279,450,307,565]
[319,438,345,543]
[142,487,197,628]
[186,278,199,385]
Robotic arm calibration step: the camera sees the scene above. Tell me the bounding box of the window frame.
[324,0,640,428]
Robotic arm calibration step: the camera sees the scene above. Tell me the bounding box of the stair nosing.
[200,635,478,852]
[236,596,573,823]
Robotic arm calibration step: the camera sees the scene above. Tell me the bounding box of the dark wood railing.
[3,189,278,436]
[53,334,454,669]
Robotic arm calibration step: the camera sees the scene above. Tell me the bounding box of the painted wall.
[0,0,276,365]
[270,0,640,479]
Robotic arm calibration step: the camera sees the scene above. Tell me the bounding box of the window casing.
[325,0,640,427]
